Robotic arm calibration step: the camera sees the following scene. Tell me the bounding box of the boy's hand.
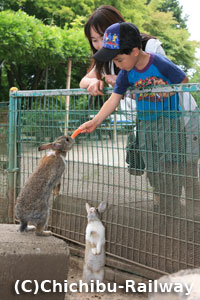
[153,78,174,98]
[87,78,104,96]
[79,119,98,133]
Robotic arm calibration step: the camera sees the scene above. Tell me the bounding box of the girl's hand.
[87,79,104,96]
[104,74,117,87]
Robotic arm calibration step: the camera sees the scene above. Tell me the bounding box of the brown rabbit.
[15,135,74,236]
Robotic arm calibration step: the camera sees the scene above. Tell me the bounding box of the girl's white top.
[145,38,166,56]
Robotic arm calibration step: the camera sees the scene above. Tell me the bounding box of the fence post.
[7,88,18,223]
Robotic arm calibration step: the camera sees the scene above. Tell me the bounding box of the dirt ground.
[65,258,149,300]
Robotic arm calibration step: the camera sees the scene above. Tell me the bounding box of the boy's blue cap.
[94,22,141,62]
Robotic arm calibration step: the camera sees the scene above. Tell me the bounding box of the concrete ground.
[65,257,148,300]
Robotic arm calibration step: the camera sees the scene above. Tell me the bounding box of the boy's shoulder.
[127,53,175,75]
[145,53,185,83]
[151,52,184,72]
[152,53,173,65]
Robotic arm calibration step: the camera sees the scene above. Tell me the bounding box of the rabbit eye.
[66,138,69,142]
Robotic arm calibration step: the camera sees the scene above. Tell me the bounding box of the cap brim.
[93,48,121,62]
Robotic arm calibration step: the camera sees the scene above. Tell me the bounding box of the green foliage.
[2,0,96,27]
[158,0,188,29]
[0,10,64,66]
[189,64,200,83]
[0,10,90,100]
[116,0,149,29]
[142,3,197,71]
[0,9,66,94]
[62,24,90,62]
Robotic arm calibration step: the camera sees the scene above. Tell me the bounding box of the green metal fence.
[0,103,9,223]
[6,83,200,278]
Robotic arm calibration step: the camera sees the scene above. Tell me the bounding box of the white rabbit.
[15,135,74,236]
[83,201,106,284]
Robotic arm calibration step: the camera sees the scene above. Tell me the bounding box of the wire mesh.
[8,84,200,276]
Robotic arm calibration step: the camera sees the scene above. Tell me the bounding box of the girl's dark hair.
[84,5,125,78]
[85,6,157,78]
[140,33,157,50]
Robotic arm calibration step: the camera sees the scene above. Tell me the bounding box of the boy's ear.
[132,47,140,56]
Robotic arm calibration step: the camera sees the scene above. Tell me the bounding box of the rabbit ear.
[52,143,62,150]
[97,201,106,213]
[85,203,90,213]
[38,143,53,151]
[38,142,63,151]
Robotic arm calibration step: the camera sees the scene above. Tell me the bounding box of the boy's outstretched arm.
[79,93,122,133]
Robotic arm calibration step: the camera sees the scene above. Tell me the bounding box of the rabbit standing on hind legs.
[15,135,74,236]
[83,201,106,285]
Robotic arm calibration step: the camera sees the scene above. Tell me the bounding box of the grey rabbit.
[15,135,74,236]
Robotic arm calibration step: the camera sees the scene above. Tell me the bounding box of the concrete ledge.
[0,224,70,300]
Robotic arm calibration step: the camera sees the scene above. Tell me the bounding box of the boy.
[80,22,188,215]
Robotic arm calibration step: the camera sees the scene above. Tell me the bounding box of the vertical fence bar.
[0,102,9,222]
[64,58,72,135]
[16,97,22,198]
[7,88,18,223]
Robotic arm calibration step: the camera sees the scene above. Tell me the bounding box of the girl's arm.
[79,67,104,96]
[104,74,117,87]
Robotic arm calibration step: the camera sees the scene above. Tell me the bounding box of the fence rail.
[2,83,200,278]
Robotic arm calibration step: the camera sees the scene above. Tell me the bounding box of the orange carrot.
[71,128,82,139]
